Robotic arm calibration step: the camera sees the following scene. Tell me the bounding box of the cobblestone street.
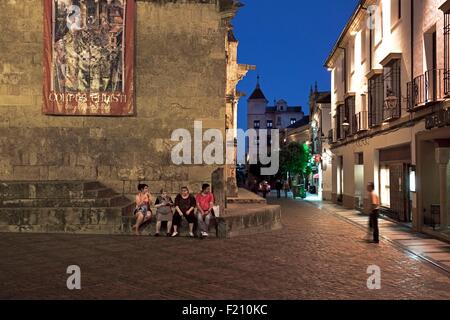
[1,196,449,300]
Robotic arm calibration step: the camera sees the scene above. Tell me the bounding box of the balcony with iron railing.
[407,69,448,111]
[353,111,368,133]
[328,129,334,145]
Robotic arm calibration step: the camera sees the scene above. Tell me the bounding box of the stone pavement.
[307,199,450,273]
[0,196,449,300]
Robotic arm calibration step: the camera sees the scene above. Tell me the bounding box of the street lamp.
[383,90,398,123]
[342,118,350,133]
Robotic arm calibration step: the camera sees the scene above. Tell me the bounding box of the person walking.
[275,179,282,199]
[250,178,259,194]
[261,181,270,198]
[283,180,290,198]
[367,182,380,244]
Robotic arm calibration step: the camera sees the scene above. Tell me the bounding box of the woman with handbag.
[154,189,174,237]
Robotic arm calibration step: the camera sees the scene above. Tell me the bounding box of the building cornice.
[439,0,450,12]
[380,52,403,66]
[135,0,244,13]
[365,68,383,79]
[344,92,356,99]
[324,0,378,69]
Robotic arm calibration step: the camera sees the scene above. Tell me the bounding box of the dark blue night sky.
[233,0,359,130]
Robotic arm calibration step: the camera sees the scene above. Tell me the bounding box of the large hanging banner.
[43,0,135,116]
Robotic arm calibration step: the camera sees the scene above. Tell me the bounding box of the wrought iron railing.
[407,69,446,111]
[345,96,356,136]
[445,69,450,97]
[368,75,384,127]
[354,111,368,133]
[382,59,401,122]
[328,129,334,145]
[445,11,450,96]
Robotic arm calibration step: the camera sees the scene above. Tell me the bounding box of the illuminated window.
[380,166,391,208]
[409,169,416,192]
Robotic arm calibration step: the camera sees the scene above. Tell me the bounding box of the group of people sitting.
[132,183,215,239]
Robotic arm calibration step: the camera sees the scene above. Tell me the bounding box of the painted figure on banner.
[44,0,133,116]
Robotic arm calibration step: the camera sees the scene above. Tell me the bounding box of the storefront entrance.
[417,128,450,234]
[354,152,364,212]
[378,145,412,223]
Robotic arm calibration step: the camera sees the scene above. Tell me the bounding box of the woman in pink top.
[196,184,215,239]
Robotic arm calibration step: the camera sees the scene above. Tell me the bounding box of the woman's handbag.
[212,205,220,217]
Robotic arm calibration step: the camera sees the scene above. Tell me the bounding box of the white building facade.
[309,88,333,201]
[325,0,450,238]
[247,78,305,151]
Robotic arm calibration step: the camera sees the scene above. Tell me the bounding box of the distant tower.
[247,75,268,130]
[246,75,268,155]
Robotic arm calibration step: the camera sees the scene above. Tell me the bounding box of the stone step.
[227,188,267,205]
[0,181,105,199]
[121,216,218,238]
[227,197,267,204]
[0,206,218,237]
[0,182,282,238]
[0,195,131,208]
[0,203,135,234]
[222,203,282,238]
[79,188,120,199]
[0,203,282,239]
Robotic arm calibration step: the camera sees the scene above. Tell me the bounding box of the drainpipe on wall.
[410,0,419,231]
[369,10,373,70]
[411,0,414,85]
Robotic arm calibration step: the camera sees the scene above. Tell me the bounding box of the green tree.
[280,142,313,193]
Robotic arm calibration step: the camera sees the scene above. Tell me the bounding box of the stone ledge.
[227,188,267,205]
[0,203,282,239]
[0,182,282,239]
[217,203,282,238]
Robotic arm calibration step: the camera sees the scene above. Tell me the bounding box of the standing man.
[283,180,290,198]
[367,182,380,244]
[275,179,283,199]
[260,181,270,198]
[196,184,215,239]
